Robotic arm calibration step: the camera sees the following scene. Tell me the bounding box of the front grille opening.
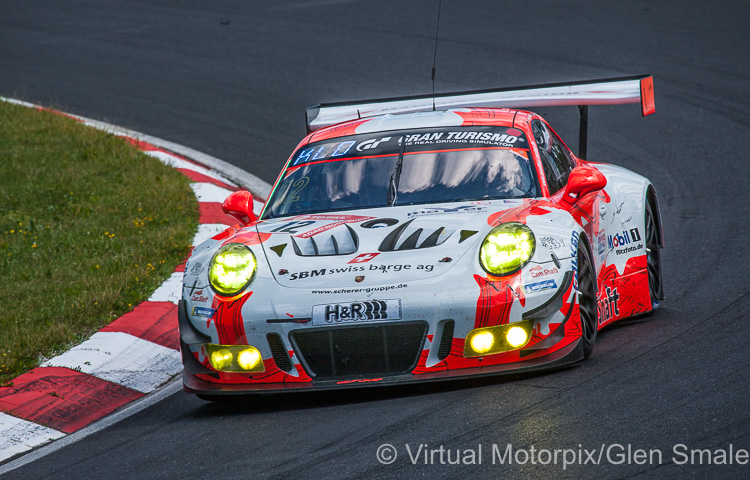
[437,320,455,361]
[267,333,293,372]
[291,322,427,380]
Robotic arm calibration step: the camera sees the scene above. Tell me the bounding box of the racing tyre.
[577,242,598,358]
[645,201,663,311]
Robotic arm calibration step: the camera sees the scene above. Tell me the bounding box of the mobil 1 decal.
[608,227,643,255]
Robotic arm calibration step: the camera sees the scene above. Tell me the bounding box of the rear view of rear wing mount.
[305,75,655,159]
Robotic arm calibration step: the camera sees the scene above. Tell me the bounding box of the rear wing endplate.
[305,75,655,159]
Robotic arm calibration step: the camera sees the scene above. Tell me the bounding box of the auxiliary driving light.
[470,331,495,354]
[206,344,265,372]
[464,320,534,357]
[237,347,262,370]
[506,326,529,348]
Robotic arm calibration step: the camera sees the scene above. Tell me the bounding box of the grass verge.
[0,101,199,384]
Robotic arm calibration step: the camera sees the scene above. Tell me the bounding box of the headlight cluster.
[464,320,534,357]
[206,344,265,372]
[208,243,257,295]
[479,222,535,276]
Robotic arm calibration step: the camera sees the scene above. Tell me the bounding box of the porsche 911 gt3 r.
[178,75,663,398]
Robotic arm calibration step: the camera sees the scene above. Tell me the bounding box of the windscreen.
[264,126,535,218]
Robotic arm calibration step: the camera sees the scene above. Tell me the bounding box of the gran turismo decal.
[608,228,641,250]
[403,130,526,148]
[356,136,392,151]
[192,306,216,318]
[598,286,620,325]
[312,299,402,325]
[524,279,558,293]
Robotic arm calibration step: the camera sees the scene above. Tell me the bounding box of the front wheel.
[577,242,598,358]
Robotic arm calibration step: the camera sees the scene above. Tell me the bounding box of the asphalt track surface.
[2,1,750,478]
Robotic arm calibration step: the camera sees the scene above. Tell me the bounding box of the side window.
[532,121,563,194]
[532,120,575,194]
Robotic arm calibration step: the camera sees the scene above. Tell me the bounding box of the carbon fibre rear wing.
[305,75,655,159]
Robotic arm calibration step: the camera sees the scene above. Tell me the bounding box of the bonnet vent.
[378,219,451,251]
[291,224,359,256]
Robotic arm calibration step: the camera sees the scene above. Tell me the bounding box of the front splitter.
[183,339,584,396]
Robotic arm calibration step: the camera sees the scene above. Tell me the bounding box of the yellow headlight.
[209,243,257,295]
[479,223,536,276]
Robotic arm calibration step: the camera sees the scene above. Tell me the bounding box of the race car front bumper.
[181,336,584,396]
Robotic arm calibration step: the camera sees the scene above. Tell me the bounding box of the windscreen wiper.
[387,136,406,206]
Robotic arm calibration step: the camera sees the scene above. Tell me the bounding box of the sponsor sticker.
[407,205,486,218]
[525,279,558,293]
[191,289,209,303]
[608,228,642,250]
[188,261,203,276]
[598,286,620,325]
[349,252,380,264]
[539,236,565,249]
[312,299,402,325]
[289,263,434,280]
[597,231,606,261]
[529,265,559,278]
[192,306,216,318]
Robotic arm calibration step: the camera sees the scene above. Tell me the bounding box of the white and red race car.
[179,75,663,398]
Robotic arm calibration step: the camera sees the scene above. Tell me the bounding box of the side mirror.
[561,166,607,206]
[222,190,257,225]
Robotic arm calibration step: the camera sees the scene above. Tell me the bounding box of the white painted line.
[193,223,231,246]
[0,378,182,475]
[0,413,65,463]
[147,272,183,304]
[41,332,181,394]
[143,150,237,187]
[190,182,234,203]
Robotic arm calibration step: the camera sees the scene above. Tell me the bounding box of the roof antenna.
[431,0,442,111]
